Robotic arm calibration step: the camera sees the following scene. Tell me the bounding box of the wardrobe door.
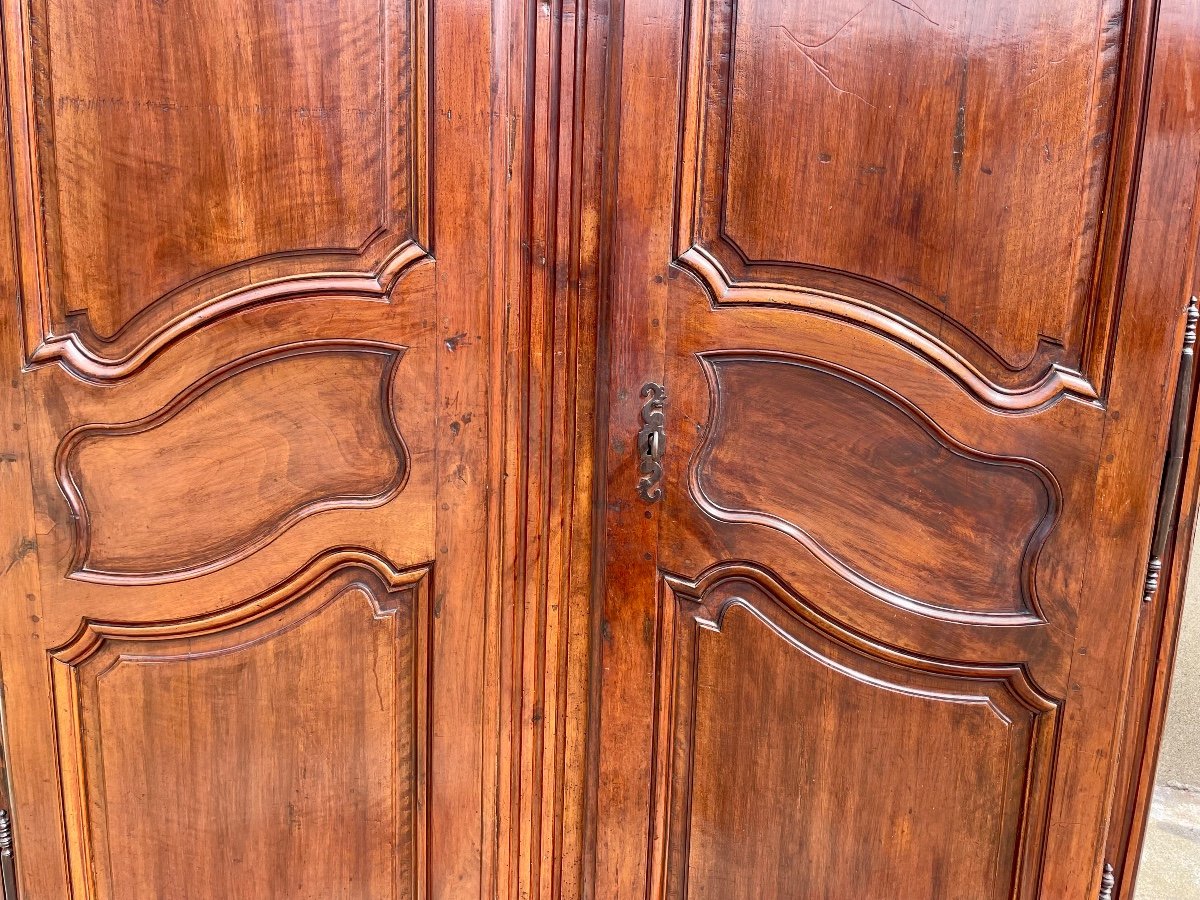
[0,1,504,897]
[592,0,1200,897]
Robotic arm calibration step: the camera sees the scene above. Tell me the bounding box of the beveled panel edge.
[676,244,1101,414]
[672,0,1161,401]
[48,546,431,663]
[25,243,431,383]
[658,562,1060,747]
[2,0,434,382]
[689,350,1064,626]
[55,340,411,585]
[46,547,433,900]
[662,563,1058,713]
[648,561,1061,900]
[676,250,1099,415]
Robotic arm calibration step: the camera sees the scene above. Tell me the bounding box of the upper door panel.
[676,0,1149,393]
[7,0,429,375]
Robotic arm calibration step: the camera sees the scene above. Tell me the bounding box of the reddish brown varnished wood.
[589,0,1200,898]
[51,552,433,900]
[657,567,1057,899]
[0,0,511,897]
[1106,2,1200,892]
[1,0,1198,897]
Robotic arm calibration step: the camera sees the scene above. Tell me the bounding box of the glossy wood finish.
[37,0,421,339]
[683,0,1131,386]
[1105,2,1200,893]
[656,567,1056,899]
[590,0,1200,898]
[51,554,431,900]
[61,343,409,581]
[1,0,1198,897]
[693,354,1056,620]
[0,0,506,896]
[12,0,429,375]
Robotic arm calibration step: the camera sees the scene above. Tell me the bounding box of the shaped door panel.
[593,0,1200,897]
[653,565,1056,900]
[0,0,501,897]
[50,553,430,900]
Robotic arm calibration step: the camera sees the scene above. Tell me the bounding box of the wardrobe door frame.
[0,0,1196,896]
[555,0,1200,897]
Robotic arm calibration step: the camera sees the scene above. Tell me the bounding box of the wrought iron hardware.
[1143,296,1199,603]
[1098,861,1115,900]
[0,809,16,900]
[637,382,666,503]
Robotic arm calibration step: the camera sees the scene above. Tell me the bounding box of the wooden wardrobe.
[0,0,1196,897]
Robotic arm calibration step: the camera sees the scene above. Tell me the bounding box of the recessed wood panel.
[49,552,431,900]
[10,0,428,370]
[692,354,1056,621]
[655,567,1056,899]
[677,0,1141,386]
[59,342,409,583]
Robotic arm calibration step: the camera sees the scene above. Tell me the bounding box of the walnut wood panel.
[4,0,430,377]
[1104,2,1200,893]
[58,341,409,583]
[0,0,1196,895]
[494,0,611,895]
[0,0,506,895]
[590,0,1200,897]
[693,353,1057,622]
[652,565,1056,900]
[49,550,431,900]
[674,0,1158,393]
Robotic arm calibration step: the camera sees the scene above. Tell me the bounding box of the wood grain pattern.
[59,341,409,583]
[497,0,609,895]
[674,0,1159,393]
[0,0,507,896]
[693,353,1057,622]
[0,0,1196,896]
[4,0,431,377]
[49,549,431,900]
[588,0,1200,897]
[1104,1,1200,893]
[653,565,1056,900]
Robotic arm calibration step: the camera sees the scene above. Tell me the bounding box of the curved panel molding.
[6,0,432,380]
[58,341,410,584]
[674,0,1158,397]
[677,246,1099,412]
[49,549,432,900]
[653,563,1058,899]
[692,353,1060,624]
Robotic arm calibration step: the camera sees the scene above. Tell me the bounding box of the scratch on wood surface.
[778,24,877,109]
[887,0,940,27]
[777,0,942,107]
[952,56,969,177]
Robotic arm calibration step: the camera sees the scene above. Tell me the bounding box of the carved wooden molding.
[24,245,429,382]
[49,547,430,664]
[676,245,1099,412]
[48,548,432,900]
[672,0,1162,403]
[690,350,1062,625]
[55,340,410,584]
[660,561,1059,704]
[3,0,433,382]
[650,562,1059,897]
